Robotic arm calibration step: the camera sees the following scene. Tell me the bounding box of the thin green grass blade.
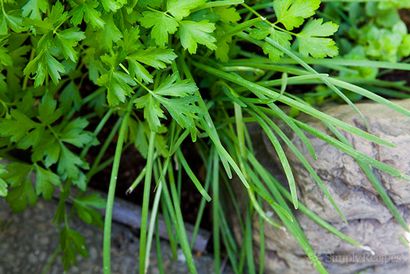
[193,62,394,147]
[103,108,132,274]
[167,166,198,274]
[176,149,212,201]
[190,152,213,249]
[252,114,298,208]
[144,175,163,273]
[250,105,347,222]
[126,167,146,194]
[277,57,410,71]
[245,208,256,274]
[139,131,156,274]
[246,155,328,274]
[212,151,221,274]
[267,103,317,160]
[257,211,266,274]
[155,221,166,274]
[263,35,368,127]
[328,78,410,117]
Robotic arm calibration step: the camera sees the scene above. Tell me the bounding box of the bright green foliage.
[324,2,410,63]
[0,1,410,274]
[139,11,179,47]
[22,0,48,20]
[298,19,339,58]
[179,20,217,54]
[274,0,320,30]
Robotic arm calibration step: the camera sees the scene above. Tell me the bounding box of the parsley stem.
[102,102,132,274]
[139,131,156,274]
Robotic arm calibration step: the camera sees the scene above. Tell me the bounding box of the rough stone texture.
[246,100,410,273]
[0,199,229,274]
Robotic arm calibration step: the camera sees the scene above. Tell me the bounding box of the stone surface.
[246,100,410,273]
[0,199,229,274]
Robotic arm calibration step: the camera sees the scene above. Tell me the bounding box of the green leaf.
[261,29,292,61]
[73,193,105,226]
[158,96,200,131]
[0,12,25,34]
[167,0,206,20]
[149,74,201,131]
[130,48,177,69]
[0,38,12,66]
[55,28,85,62]
[22,0,48,20]
[139,11,179,47]
[32,137,61,167]
[24,51,66,86]
[274,0,320,30]
[214,7,241,23]
[38,93,62,125]
[179,20,216,54]
[59,118,95,148]
[99,14,122,49]
[57,145,88,190]
[101,0,126,12]
[97,71,136,106]
[215,32,232,62]
[2,163,36,212]
[6,178,37,212]
[70,1,105,29]
[128,59,153,83]
[298,19,339,58]
[60,81,82,113]
[154,74,198,97]
[135,94,165,131]
[35,165,60,199]
[60,227,88,270]
[0,109,38,143]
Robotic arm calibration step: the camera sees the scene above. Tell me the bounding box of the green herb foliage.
[0,0,410,273]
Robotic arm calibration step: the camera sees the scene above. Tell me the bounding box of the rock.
[0,199,232,274]
[238,100,410,273]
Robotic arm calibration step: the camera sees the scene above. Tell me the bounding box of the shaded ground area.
[0,199,228,274]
